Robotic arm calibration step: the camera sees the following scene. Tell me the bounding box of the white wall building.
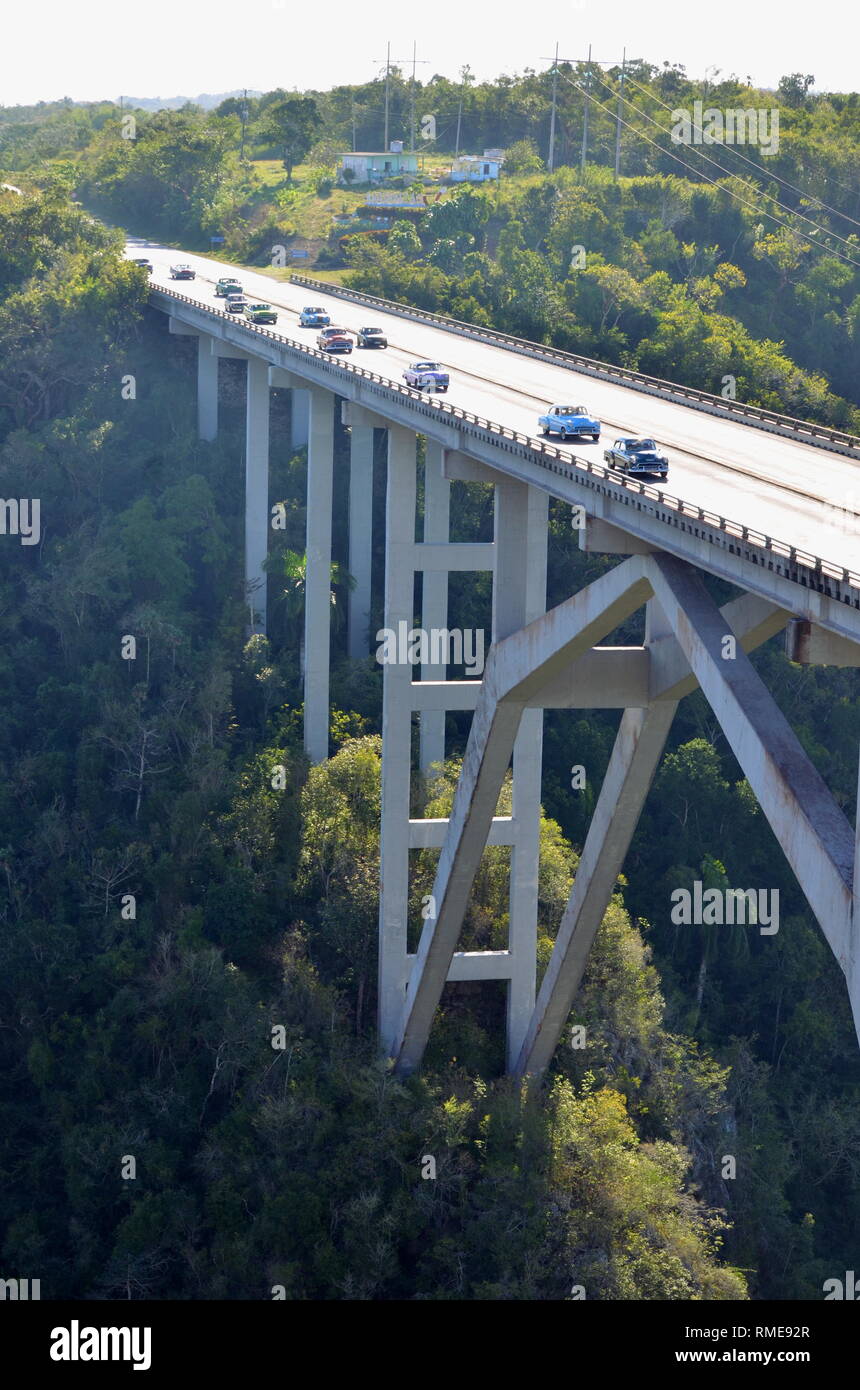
[449,153,504,183]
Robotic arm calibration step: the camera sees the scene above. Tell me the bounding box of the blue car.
[299,305,331,327]
[538,403,601,441]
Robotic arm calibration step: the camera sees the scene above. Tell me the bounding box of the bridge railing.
[151,286,860,598]
[290,272,860,459]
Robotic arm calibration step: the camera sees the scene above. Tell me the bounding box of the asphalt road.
[126,241,860,574]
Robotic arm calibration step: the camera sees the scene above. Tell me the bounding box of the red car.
[316,326,353,354]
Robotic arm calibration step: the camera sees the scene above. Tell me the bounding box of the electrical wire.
[553,69,860,271]
[619,69,860,234]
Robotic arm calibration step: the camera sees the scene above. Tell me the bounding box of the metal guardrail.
[151,286,860,599]
[290,273,860,458]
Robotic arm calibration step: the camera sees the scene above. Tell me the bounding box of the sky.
[2,0,855,107]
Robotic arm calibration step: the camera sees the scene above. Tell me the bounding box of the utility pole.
[455,64,470,156]
[580,43,591,177]
[376,45,426,153]
[352,98,357,153]
[410,41,417,151]
[547,42,559,173]
[240,88,249,163]
[384,41,391,151]
[614,49,625,179]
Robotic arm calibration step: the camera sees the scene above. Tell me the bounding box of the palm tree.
[278,549,355,669]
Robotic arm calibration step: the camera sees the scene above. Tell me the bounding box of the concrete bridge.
[140,245,860,1076]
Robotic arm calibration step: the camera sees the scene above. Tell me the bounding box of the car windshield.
[417,362,440,370]
[363,327,382,334]
[630,439,657,450]
[556,406,586,415]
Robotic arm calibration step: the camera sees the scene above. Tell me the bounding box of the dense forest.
[1,61,860,1301]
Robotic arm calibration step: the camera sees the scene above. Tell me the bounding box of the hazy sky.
[4,0,855,106]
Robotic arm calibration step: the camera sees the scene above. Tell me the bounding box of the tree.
[261,98,322,180]
[777,73,815,108]
[502,138,543,176]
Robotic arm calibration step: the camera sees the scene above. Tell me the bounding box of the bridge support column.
[245,356,270,634]
[378,425,418,1050]
[291,388,310,451]
[419,440,450,776]
[197,335,218,442]
[495,481,548,1067]
[304,386,335,763]
[348,418,376,660]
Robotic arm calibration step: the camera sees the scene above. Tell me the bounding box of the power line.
[553,68,860,272]
[620,69,860,234]
[602,77,860,257]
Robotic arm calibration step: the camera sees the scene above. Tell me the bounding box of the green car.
[244,302,278,325]
[215,277,242,297]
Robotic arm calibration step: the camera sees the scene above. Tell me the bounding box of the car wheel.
[592,433,600,441]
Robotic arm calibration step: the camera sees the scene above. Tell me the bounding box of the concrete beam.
[649,592,790,702]
[303,386,335,762]
[197,336,218,442]
[406,950,515,982]
[505,483,549,1067]
[413,542,495,572]
[168,318,199,336]
[211,340,250,360]
[378,425,418,1049]
[648,554,856,1006]
[419,439,450,774]
[526,647,650,708]
[391,555,653,1075]
[348,421,375,659]
[516,699,678,1077]
[292,389,310,450]
[341,401,388,431]
[409,816,515,848]
[245,357,270,633]
[411,680,481,711]
[786,618,860,667]
[579,516,656,555]
[442,450,502,485]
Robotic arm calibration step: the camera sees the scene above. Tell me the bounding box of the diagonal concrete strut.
[647,553,859,1046]
[514,698,678,1077]
[514,587,791,1078]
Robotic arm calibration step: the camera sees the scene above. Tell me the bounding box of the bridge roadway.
[128,241,860,592]
[133,240,860,1072]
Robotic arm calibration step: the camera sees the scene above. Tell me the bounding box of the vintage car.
[603,437,669,479]
[356,326,388,348]
[537,403,600,441]
[169,264,195,280]
[317,326,353,353]
[244,302,278,325]
[403,361,449,392]
[299,306,331,327]
[225,293,247,314]
[215,277,242,297]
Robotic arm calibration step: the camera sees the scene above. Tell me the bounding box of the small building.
[449,154,503,183]
[338,150,419,184]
